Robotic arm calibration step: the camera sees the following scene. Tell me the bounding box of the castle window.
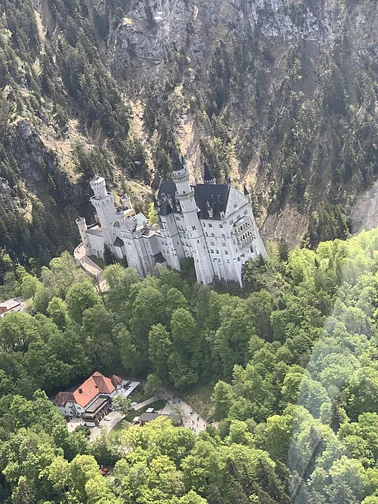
[203,223,206,227]
[197,240,200,244]
[211,241,215,246]
[219,224,223,228]
[211,249,214,254]
[225,251,228,255]
[208,223,212,228]
[222,234,225,238]
[244,210,248,215]
[192,226,196,230]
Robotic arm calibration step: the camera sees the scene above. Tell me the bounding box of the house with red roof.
[55,372,122,424]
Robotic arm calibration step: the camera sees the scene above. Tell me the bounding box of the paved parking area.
[160,390,208,435]
[67,417,85,432]
[89,411,124,441]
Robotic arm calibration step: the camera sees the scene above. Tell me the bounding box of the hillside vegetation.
[2,229,378,501]
[2,0,378,280]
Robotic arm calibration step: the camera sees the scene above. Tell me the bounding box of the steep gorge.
[2,0,378,276]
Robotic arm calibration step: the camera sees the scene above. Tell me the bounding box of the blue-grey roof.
[157,181,179,216]
[204,162,215,182]
[195,184,230,220]
[114,237,124,247]
[172,148,185,172]
[157,181,230,220]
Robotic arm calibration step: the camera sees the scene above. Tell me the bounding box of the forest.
[3,0,378,278]
[2,229,378,502]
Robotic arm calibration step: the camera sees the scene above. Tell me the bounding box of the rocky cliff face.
[110,0,377,75]
[106,0,378,245]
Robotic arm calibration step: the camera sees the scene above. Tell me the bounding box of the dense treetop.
[1,229,378,501]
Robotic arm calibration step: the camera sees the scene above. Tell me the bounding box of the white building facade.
[76,151,267,286]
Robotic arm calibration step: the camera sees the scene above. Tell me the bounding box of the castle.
[76,150,267,286]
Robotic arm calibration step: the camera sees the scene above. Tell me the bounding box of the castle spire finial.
[171,148,184,172]
[203,162,216,184]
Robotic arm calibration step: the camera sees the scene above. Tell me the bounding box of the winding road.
[74,243,109,293]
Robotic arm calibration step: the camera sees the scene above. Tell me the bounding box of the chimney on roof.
[78,388,83,394]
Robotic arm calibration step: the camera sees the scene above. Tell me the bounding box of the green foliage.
[3,226,378,501]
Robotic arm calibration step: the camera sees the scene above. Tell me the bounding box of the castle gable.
[158,181,179,215]
[157,181,230,220]
[194,184,230,220]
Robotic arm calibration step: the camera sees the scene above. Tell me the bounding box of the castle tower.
[89,175,116,247]
[121,194,131,210]
[172,149,214,285]
[76,217,92,255]
[203,162,216,184]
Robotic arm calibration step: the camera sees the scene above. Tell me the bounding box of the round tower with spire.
[172,149,215,285]
[89,175,116,252]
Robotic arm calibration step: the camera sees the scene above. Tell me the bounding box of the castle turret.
[90,175,107,199]
[172,149,214,285]
[121,194,131,210]
[89,175,116,251]
[76,217,92,254]
[204,162,216,185]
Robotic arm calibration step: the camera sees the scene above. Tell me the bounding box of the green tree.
[211,381,235,420]
[66,281,101,324]
[144,373,163,398]
[113,395,132,415]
